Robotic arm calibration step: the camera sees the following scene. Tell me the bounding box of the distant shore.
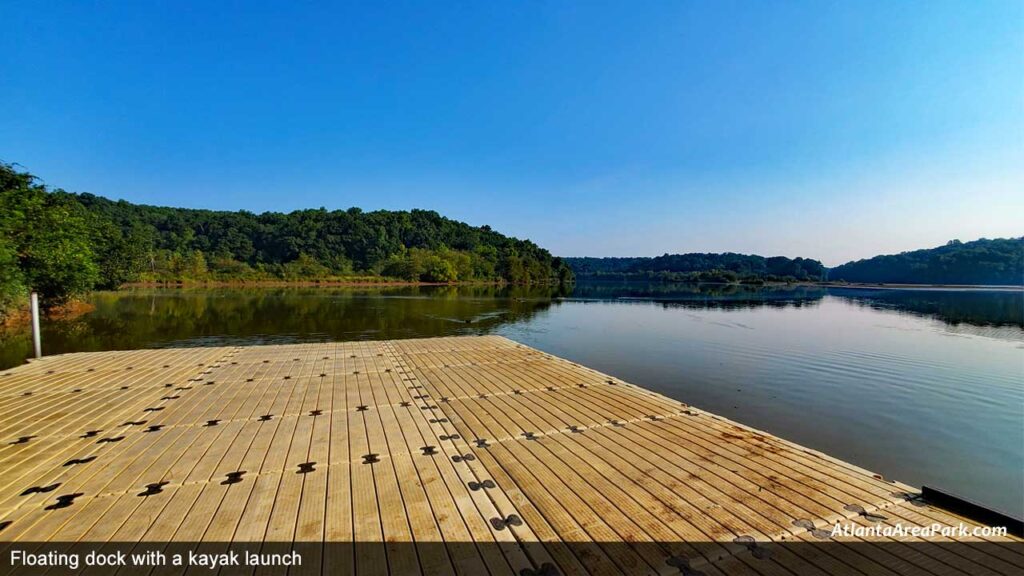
[123,278,1023,291]
[121,279,508,288]
[815,281,1024,291]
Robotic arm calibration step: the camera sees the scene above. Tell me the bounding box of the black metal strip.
[921,485,1023,537]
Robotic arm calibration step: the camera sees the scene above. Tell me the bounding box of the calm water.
[2,283,1022,516]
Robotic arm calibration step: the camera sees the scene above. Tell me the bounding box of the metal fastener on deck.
[96,436,124,444]
[138,481,168,497]
[489,514,523,531]
[21,483,60,496]
[45,493,84,510]
[468,480,495,491]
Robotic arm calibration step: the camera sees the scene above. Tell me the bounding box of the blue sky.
[2,1,1021,265]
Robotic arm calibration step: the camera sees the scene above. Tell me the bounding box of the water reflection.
[828,287,1024,328]
[0,285,565,369]
[2,283,1021,370]
[565,281,1023,329]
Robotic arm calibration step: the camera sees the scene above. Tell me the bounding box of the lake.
[1,283,1021,517]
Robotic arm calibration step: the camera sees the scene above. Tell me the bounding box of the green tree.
[0,163,99,307]
[421,256,457,283]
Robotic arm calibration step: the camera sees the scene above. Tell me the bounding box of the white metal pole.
[30,292,41,359]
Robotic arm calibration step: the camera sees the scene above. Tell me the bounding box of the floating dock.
[0,336,1020,575]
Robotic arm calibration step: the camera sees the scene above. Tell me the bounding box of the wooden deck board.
[0,336,1018,575]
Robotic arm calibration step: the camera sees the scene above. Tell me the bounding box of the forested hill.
[0,162,572,310]
[565,253,827,283]
[828,238,1023,285]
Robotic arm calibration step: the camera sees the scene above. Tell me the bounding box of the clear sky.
[1,1,1021,266]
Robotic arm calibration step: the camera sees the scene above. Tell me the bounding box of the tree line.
[0,162,573,314]
[567,239,1023,286]
[565,253,827,283]
[827,238,1023,285]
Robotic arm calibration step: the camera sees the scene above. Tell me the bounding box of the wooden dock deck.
[0,335,1020,575]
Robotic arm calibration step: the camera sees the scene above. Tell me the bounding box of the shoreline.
[816,281,1024,291]
[0,300,97,330]
[574,278,1024,291]
[120,279,511,288]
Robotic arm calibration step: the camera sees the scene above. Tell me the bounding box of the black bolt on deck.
[21,483,61,496]
[64,456,96,466]
[296,462,316,474]
[792,519,831,540]
[665,556,703,576]
[362,453,380,464]
[96,436,125,444]
[843,503,887,522]
[138,481,168,497]
[490,514,523,531]
[145,425,164,433]
[468,480,496,491]
[45,493,84,510]
[221,471,246,485]
[309,409,323,416]
[205,420,220,427]
[890,491,927,507]
[451,454,476,463]
[420,446,438,456]
[521,562,560,576]
[258,414,273,422]
[80,430,101,439]
[732,535,772,560]
[10,436,36,445]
